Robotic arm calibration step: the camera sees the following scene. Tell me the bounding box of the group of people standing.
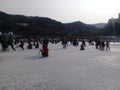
[0,32,16,51]
[61,37,110,51]
[95,39,110,51]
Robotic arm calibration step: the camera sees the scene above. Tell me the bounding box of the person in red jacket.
[40,45,49,57]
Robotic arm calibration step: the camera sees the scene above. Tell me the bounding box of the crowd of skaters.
[0,32,50,57]
[0,33,111,57]
[0,32,16,51]
[95,39,110,51]
[61,37,110,51]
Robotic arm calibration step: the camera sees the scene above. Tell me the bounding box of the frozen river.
[0,42,120,90]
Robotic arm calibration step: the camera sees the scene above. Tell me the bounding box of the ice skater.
[61,37,67,48]
[40,45,49,57]
[7,32,16,51]
[80,43,85,50]
[106,41,110,51]
[80,40,86,50]
[19,39,24,50]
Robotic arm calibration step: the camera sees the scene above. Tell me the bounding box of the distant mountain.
[65,21,98,36]
[93,23,106,29]
[0,11,99,37]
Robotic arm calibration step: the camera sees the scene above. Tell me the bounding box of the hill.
[0,11,99,37]
[93,23,106,29]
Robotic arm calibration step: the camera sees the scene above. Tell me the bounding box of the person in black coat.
[43,38,49,46]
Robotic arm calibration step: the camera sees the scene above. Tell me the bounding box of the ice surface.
[0,42,120,90]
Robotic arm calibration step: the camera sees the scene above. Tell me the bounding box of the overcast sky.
[0,0,120,24]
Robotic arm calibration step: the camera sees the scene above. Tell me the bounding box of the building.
[108,13,120,24]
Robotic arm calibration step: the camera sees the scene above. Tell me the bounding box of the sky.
[0,0,120,24]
